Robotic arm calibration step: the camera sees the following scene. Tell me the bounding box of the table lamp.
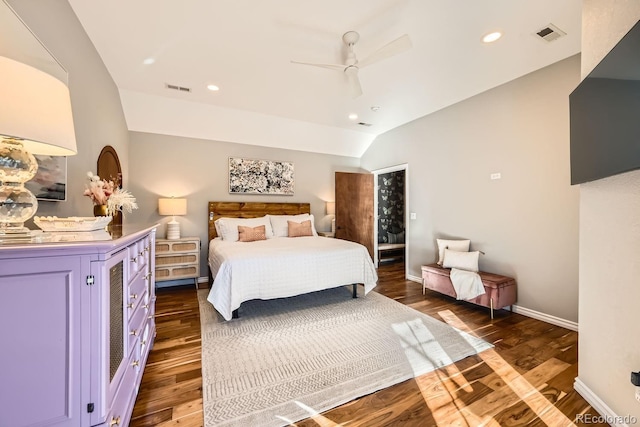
[158,197,187,239]
[0,56,77,238]
[326,201,336,234]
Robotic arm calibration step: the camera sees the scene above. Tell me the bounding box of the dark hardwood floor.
[130,262,605,427]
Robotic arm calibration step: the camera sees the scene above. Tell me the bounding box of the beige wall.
[128,131,361,276]
[578,1,640,418]
[9,0,129,219]
[361,55,581,322]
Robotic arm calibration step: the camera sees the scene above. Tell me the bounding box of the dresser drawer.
[128,304,147,354]
[128,271,147,313]
[105,347,140,427]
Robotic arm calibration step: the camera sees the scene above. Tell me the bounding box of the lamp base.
[166,220,181,240]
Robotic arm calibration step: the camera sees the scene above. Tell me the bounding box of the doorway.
[373,164,409,278]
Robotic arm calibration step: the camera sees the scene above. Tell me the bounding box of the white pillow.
[442,249,480,272]
[268,214,318,237]
[215,216,274,241]
[436,239,471,265]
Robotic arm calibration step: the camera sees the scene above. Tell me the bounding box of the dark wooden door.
[335,172,374,258]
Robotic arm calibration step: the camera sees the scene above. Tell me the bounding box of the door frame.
[372,163,409,278]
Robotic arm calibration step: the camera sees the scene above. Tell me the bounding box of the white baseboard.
[574,378,634,427]
[511,305,578,331]
[407,274,422,283]
[407,273,578,330]
[198,276,209,283]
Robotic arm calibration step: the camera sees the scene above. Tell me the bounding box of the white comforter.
[207,236,378,320]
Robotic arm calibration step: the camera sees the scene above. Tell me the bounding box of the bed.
[206,202,378,320]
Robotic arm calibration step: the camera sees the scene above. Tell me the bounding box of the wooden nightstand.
[155,237,200,286]
[318,231,335,238]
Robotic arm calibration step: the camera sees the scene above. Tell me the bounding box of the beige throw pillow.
[238,225,267,242]
[436,239,471,265]
[288,220,313,237]
[442,249,480,272]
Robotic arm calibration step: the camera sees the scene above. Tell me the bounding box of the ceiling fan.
[291,31,412,98]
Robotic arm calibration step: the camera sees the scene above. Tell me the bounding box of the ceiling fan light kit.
[291,31,412,98]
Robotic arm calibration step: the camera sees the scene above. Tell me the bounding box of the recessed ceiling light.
[143,57,155,65]
[348,113,358,120]
[207,84,220,91]
[482,31,502,43]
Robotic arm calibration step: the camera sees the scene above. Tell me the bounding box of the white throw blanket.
[450,268,486,301]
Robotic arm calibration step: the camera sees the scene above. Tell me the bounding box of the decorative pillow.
[269,214,318,237]
[388,231,405,244]
[238,225,267,242]
[436,239,471,265]
[214,216,274,242]
[288,220,313,237]
[442,249,480,272]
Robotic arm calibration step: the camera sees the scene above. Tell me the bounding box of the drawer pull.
[127,303,134,309]
[143,303,149,309]
[131,257,138,263]
[130,329,138,336]
[139,251,145,257]
[144,246,150,252]
[145,273,152,280]
[110,416,121,426]
[148,315,154,320]
[130,293,138,300]
[131,360,140,367]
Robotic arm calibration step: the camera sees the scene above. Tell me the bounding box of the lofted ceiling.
[67,0,581,157]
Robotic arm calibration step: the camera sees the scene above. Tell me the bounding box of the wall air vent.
[535,24,566,42]
[165,83,191,93]
[358,122,372,127]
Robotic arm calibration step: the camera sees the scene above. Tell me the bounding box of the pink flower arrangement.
[83,172,116,205]
[84,172,138,217]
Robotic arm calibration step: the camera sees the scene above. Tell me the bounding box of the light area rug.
[197,286,493,427]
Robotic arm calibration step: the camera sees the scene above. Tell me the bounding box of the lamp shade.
[0,56,77,155]
[326,202,335,215]
[158,198,187,216]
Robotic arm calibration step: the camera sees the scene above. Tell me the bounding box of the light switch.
[490,173,501,180]
[410,212,417,220]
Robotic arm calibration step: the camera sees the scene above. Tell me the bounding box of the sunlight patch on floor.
[436,310,577,427]
[293,400,341,427]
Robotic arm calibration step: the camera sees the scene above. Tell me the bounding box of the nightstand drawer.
[155,264,199,281]
[155,253,197,267]
[156,240,198,254]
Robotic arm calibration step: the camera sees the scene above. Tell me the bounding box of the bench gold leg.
[490,298,494,320]
[422,278,425,295]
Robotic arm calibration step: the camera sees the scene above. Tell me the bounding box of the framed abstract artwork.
[25,155,67,201]
[228,157,294,195]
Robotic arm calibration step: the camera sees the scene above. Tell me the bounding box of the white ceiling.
[68,0,582,157]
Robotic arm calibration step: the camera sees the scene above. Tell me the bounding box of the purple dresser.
[0,225,157,427]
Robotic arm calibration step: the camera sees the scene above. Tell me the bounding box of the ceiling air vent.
[358,122,372,127]
[535,24,566,42]
[165,83,191,93]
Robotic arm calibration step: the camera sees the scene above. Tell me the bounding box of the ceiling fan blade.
[345,67,363,98]
[358,34,412,68]
[290,60,345,71]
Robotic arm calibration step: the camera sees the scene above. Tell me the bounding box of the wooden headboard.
[207,202,311,242]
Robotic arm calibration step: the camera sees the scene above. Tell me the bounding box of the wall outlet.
[410,212,417,220]
[490,173,501,180]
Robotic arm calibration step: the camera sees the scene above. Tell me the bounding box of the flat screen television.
[570,20,640,185]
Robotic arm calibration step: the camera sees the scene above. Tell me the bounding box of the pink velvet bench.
[421,263,517,319]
